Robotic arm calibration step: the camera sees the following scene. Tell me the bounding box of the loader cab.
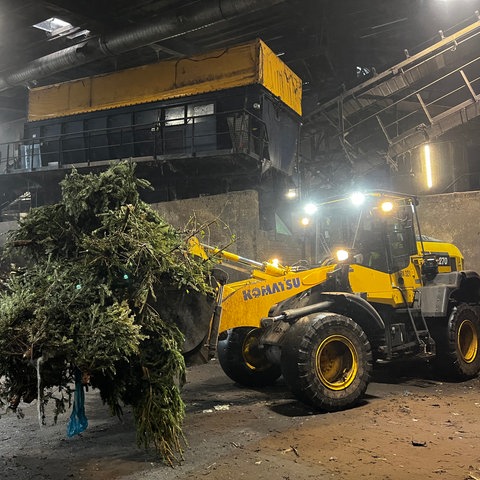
[315,191,418,275]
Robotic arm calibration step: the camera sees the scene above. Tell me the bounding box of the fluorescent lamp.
[424,144,433,189]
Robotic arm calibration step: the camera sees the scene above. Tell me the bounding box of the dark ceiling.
[2,0,480,124]
[1,0,480,199]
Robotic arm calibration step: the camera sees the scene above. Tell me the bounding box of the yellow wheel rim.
[242,329,269,371]
[315,335,358,391]
[457,319,478,363]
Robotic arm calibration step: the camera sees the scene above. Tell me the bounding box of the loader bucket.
[154,287,217,364]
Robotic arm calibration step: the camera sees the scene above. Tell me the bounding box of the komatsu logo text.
[242,278,301,301]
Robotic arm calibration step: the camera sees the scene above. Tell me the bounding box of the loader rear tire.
[434,304,480,379]
[217,327,281,387]
[281,313,372,411]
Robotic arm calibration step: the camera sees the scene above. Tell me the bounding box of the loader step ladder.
[397,307,436,357]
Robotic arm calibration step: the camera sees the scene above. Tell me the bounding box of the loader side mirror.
[422,256,438,281]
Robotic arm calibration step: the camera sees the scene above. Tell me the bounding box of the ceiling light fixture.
[32,17,90,40]
[33,17,72,33]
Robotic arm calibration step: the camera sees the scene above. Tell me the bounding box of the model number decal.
[437,255,450,266]
[242,277,301,301]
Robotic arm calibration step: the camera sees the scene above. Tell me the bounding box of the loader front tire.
[281,313,372,411]
[217,327,281,387]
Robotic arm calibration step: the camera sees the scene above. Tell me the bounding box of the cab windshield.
[316,194,418,273]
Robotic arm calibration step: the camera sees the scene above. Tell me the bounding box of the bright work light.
[351,192,365,206]
[336,249,349,262]
[304,203,318,215]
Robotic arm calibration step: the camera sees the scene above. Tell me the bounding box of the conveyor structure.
[304,17,480,169]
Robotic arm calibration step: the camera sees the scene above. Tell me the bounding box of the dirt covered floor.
[2,359,480,480]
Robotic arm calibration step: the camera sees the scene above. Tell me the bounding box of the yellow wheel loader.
[188,191,480,411]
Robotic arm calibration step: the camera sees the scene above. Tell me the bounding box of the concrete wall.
[0,191,304,268]
[9,188,479,276]
[153,190,304,265]
[154,190,260,260]
[417,191,480,272]
[155,189,480,274]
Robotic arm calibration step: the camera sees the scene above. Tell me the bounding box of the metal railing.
[0,108,269,174]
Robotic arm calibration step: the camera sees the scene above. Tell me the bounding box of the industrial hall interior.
[0,0,480,230]
[3,2,480,480]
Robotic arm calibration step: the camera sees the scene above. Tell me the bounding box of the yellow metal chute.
[28,39,302,121]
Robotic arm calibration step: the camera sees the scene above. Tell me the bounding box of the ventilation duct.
[0,0,285,92]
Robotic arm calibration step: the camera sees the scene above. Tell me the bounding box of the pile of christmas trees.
[0,162,215,464]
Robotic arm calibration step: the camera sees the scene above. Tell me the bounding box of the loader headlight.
[271,258,280,267]
[336,249,350,262]
[380,201,394,213]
